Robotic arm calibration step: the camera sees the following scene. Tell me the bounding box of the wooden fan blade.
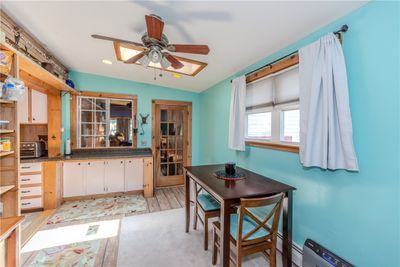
[167,44,210,55]
[145,15,164,41]
[125,52,146,64]
[165,54,184,69]
[91,34,143,47]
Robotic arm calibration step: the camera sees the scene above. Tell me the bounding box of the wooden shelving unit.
[0,151,15,157]
[0,129,14,134]
[0,185,15,195]
[0,50,20,218]
[0,42,78,95]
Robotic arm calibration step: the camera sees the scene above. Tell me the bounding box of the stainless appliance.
[303,239,354,267]
[20,141,46,159]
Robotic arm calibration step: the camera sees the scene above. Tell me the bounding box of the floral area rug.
[47,195,148,225]
[26,240,101,267]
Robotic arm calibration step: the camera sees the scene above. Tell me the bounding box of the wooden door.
[31,89,48,123]
[63,162,85,197]
[85,161,105,195]
[105,159,125,193]
[153,100,192,187]
[124,158,143,191]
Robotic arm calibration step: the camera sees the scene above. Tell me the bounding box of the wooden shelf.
[1,42,79,95]
[0,129,15,134]
[0,151,15,157]
[0,185,15,196]
[0,216,24,240]
[0,99,14,104]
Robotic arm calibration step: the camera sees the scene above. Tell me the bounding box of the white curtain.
[299,33,358,171]
[228,76,246,151]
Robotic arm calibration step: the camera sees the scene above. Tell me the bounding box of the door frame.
[152,100,192,188]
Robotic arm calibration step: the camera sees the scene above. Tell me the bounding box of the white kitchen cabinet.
[124,158,144,191]
[105,160,125,193]
[63,162,85,197]
[85,161,105,195]
[19,87,29,123]
[31,89,48,123]
[62,158,147,198]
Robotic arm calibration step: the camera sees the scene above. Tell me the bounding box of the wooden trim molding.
[113,42,207,77]
[246,54,299,84]
[246,141,299,153]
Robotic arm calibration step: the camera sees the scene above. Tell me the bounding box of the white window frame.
[77,96,133,149]
[245,104,299,146]
[278,103,300,145]
[245,106,273,141]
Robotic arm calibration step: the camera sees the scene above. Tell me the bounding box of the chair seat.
[230,214,269,241]
[197,193,220,211]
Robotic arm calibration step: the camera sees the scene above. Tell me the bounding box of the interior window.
[245,65,299,145]
[77,96,134,148]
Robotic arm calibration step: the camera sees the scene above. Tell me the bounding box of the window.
[246,111,271,139]
[282,109,300,143]
[245,65,300,147]
[77,96,135,148]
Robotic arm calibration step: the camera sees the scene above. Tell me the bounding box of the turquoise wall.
[199,2,399,266]
[63,71,201,165]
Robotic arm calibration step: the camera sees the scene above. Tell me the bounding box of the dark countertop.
[20,148,152,163]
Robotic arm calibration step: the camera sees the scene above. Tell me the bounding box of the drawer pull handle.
[21,178,30,181]
[21,190,30,193]
[21,166,30,169]
[22,202,31,205]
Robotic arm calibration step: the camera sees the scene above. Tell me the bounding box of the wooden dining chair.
[211,193,285,267]
[193,182,221,250]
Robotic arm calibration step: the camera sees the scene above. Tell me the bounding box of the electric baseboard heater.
[302,239,354,267]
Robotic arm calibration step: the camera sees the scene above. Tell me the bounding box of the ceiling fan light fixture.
[148,48,162,63]
[160,56,171,69]
[138,54,150,66]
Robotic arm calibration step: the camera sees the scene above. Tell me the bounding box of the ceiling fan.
[91,14,210,70]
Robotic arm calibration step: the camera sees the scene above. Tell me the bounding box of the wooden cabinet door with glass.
[153,101,191,187]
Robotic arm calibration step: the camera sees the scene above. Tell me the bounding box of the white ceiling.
[1,1,367,92]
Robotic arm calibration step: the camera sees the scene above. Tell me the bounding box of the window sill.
[245,140,299,153]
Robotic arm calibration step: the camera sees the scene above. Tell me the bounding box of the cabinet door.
[31,89,48,123]
[19,87,29,123]
[105,160,125,193]
[124,158,143,191]
[63,162,84,197]
[85,161,105,195]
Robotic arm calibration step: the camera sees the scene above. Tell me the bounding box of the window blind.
[246,65,299,110]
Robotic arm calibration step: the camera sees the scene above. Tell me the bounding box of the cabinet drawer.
[20,174,42,185]
[20,186,42,197]
[20,163,42,173]
[21,197,42,209]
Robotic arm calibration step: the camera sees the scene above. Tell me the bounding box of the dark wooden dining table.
[184,164,296,267]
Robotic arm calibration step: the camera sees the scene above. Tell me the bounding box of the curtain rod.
[230,24,349,83]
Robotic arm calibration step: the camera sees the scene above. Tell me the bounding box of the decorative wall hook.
[139,113,149,135]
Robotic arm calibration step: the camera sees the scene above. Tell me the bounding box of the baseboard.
[62,190,144,202]
[276,232,303,267]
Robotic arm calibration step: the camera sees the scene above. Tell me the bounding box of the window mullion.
[106,99,110,148]
[271,108,280,142]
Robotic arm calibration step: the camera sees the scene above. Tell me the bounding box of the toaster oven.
[20,141,46,159]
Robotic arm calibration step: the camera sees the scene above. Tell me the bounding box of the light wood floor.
[21,186,186,266]
[147,186,186,213]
